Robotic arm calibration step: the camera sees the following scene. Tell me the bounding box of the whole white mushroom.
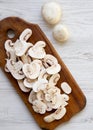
[42,2,62,25]
[53,24,69,42]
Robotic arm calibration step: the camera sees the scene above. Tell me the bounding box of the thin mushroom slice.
[23,78,36,89]
[49,73,60,87]
[6,50,17,62]
[19,28,32,42]
[32,100,47,114]
[36,90,45,101]
[28,90,37,104]
[44,113,55,123]
[22,61,41,79]
[6,59,25,80]
[46,64,61,75]
[44,106,66,123]
[17,79,31,92]
[4,40,14,52]
[34,41,46,48]
[53,106,66,120]
[43,54,58,68]
[38,69,49,80]
[14,40,32,56]
[28,42,46,59]
[61,82,72,94]
[32,79,48,92]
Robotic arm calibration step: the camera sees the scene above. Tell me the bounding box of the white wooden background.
[0,0,93,130]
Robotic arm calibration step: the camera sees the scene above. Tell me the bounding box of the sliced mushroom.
[32,100,47,114]
[17,79,31,92]
[46,64,61,75]
[32,79,48,92]
[6,50,17,61]
[49,73,60,87]
[44,106,66,123]
[44,113,55,123]
[22,61,41,79]
[61,94,69,101]
[36,90,45,101]
[38,69,49,80]
[19,28,32,42]
[28,41,46,59]
[53,106,66,120]
[6,59,25,80]
[23,78,36,89]
[52,94,66,109]
[21,53,32,64]
[61,82,72,94]
[28,90,37,104]
[4,40,14,52]
[43,54,58,68]
[14,40,32,56]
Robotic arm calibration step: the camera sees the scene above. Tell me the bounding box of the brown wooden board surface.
[0,17,86,130]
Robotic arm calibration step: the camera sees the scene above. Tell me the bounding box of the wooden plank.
[0,17,86,130]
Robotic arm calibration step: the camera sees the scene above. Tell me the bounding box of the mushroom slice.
[46,64,61,75]
[17,79,31,92]
[14,40,32,56]
[43,54,58,68]
[36,90,45,101]
[32,100,47,114]
[33,79,48,92]
[23,78,36,89]
[44,113,55,123]
[21,53,32,64]
[44,106,66,122]
[61,94,69,101]
[34,41,46,48]
[4,40,14,52]
[19,28,32,42]
[6,50,17,61]
[52,94,66,109]
[22,61,41,79]
[28,41,46,59]
[28,90,37,104]
[38,69,49,80]
[53,106,66,120]
[49,73,60,87]
[61,82,72,94]
[6,59,25,80]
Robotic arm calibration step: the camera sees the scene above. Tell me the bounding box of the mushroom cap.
[46,64,61,74]
[17,80,31,92]
[19,28,32,41]
[22,61,41,79]
[61,82,72,94]
[53,24,69,42]
[42,2,62,25]
[14,40,32,56]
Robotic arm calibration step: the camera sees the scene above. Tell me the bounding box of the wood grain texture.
[0,0,93,130]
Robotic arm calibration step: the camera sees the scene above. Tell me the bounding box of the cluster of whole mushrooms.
[4,28,72,123]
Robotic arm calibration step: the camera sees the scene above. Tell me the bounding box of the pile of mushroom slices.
[4,28,72,123]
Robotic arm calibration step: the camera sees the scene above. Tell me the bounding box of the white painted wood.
[0,0,93,130]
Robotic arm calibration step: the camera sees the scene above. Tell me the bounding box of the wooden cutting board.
[0,17,86,130]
